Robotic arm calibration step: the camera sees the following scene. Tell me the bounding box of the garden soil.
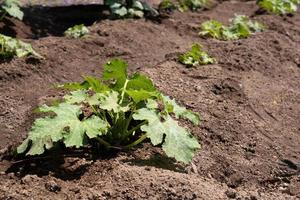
[0,1,299,199]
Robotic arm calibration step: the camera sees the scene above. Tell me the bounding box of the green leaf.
[161,95,200,125]
[146,99,158,109]
[133,0,144,10]
[128,8,144,18]
[17,103,109,155]
[58,76,109,92]
[126,89,159,103]
[64,90,88,104]
[133,108,200,163]
[112,5,128,17]
[162,116,201,164]
[0,34,42,58]
[127,73,156,91]
[1,0,24,20]
[125,73,159,102]
[103,59,128,89]
[83,76,109,92]
[133,108,165,145]
[64,24,89,38]
[88,91,130,112]
[158,0,177,11]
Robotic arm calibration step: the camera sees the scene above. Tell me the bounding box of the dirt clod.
[45,181,61,192]
[225,189,237,199]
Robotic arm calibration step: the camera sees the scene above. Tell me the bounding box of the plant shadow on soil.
[23,5,110,38]
[123,153,186,173]
[1,4,162,39]
[3,144,117,181]
[0,5,111,39]
[3,142,185,180]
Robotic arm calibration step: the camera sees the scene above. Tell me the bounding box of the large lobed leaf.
[133,108,200,164]
[103,59,128,89]
[161,95,200,125]
[17,103,109,155]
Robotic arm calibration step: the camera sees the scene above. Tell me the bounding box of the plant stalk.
[95,137,111,148]
[125,134,148,149]
[125,120,147,138]
[119,79,129,104]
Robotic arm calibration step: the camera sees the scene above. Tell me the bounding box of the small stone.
[45,180,61,192]
[145,166,151,171]
[225,189,236,199]
[250,195,258,200]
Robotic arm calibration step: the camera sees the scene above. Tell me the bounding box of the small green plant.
[179,43,215,67]
[0,34,42,58]
[158,0,177,12]
[0,0,24,20]
[258,0,299,15]
[105,0,159,18]
[17,59,200,164]
[199,15,265,40]
[158,0,209,12]
[178,0,209,11]
[64,24,89,39]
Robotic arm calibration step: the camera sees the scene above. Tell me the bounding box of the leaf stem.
[125,120,147,138]
[95,137,123,150]
[119,79,129,104]
[125,134,148,149]
[123,111,134,138]
[94,137,111,148]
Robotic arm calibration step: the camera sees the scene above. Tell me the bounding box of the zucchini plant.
[64,24,89,39]
[105,0,159,18]
[0,34,42,58]
[158,0,210,12]
[17,59,200,164]
[258,0,299,15]
[179,43,215,67]
[199,14,265,40]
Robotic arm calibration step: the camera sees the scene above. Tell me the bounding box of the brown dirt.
[0,1,300,199]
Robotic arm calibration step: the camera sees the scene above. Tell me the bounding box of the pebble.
[45,180,61,192]
[225,189,237,199]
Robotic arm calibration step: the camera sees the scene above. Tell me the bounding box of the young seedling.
[105,0,159,18]
[0,0,24,21]
[199,15,265,40]
[179,43,215,67]
[17,59,201,164]
[64,24,90,39]
[0,34,42,58]
[159,0,177,12]
[178,0,209,11]
[258,0,299,15]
